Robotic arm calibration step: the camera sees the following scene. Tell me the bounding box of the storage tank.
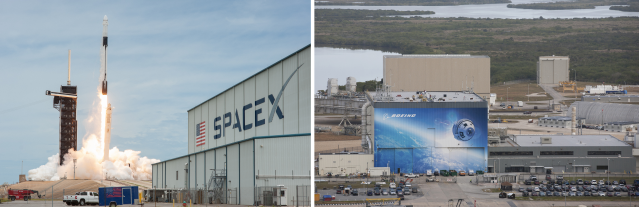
[345,77,357,92]
[327,78,338,95]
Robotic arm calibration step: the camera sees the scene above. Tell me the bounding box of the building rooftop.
[511,135,629,147]
[539,56,569,59]
[605,121,639,125]
[369,91,484,103]
[384,54,489,59]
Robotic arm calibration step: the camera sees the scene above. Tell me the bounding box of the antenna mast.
[67,50,71,85]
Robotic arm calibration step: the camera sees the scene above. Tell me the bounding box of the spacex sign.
[201,64,304,140]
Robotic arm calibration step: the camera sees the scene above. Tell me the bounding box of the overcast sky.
[0,1,310,184]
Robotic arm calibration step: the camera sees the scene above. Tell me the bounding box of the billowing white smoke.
[28,135,160,181]
[28,47,160,181]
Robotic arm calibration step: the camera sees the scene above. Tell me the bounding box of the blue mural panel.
[374,107,487,173]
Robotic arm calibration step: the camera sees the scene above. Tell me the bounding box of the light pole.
[607,158,610,182]
[507,87,510,106]
[528,83,530,102]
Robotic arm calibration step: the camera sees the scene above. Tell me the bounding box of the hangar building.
[365,90,488,174]
[383,54,491,99]
[537,56,569,84]
[151,45,311,205]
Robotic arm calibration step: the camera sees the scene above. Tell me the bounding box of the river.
[316,0,639,19]
[314,2,638,92]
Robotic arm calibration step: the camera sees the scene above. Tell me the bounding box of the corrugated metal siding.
[268,63,284,135]
[244,77,256,139]
[234,83,245,141]
[255,69,270,136]
[165,157,188,189]
[188,110,194,154]
[226,144,240,198]
[196,153,205,189]
[283,55,299,134]
[255,136,310,178]
[225,88,235,144]
[298,48,311,133]
[240,140,254,205]
[201,102,209,151]
[205,150,216,187]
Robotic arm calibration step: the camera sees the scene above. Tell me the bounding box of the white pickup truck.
[405,173,419,178]
[63,191,99,206]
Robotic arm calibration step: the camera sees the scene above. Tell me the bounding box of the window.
[81,192,87,195]
[505,167,530,172]
[94,193,98,196]
[176,171,179,180]
[540,151,574,155]
[489,151,533,156]
[597,165,608,170]
[588,151,621,156]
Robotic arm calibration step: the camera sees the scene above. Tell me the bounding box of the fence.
[254,185,310,207]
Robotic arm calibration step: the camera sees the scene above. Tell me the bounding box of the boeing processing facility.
[317,54,637,179]
[152,45,311,205]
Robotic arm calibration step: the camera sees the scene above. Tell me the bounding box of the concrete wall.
[488,145,635,173]
[538,56,569,84]
[318,154,374,175]
[383,55,490,99]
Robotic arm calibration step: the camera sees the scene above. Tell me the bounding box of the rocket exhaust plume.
[28,16,158,181]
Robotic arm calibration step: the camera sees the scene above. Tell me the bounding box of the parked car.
[592,180,598,185]
[352,189,359,196]
[534,187,540,192]
[576,192,583,196]
[525,180,532,185]
[382,189,388,195]
[539,192,546,197]
[534,180,541,185]
[620,179,627,185]
[523,111,532,114]
[570,192,576,196]
[585,180,591,185]
[367,190,373,196]
[374,189,381,195]
[607,192,614,197]
[459,171,466,176]
[397,194,405,200]
[599,191,606,196]
[412,187,418,193]
[522,192,529,197]
[570,180,577,185]
[336,189,341,194]
[546,175,551,180]
[557,175,564,180]
[404,188,411,195]
[553,192,560,196]
[584,191,591,196]
[390,189,396,195]
[530,175,538,181]
[526,187,533,192]
[577,179,584,185]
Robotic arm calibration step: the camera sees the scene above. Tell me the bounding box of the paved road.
[539,84,569,104]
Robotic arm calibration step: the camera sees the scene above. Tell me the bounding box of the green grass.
[315,181,389,189]
[483,188,503,193]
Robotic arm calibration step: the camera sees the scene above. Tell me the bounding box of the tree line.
[315,12,639,84]
[316,0,511,6]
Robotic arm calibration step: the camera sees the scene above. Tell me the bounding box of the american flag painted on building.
[196,121,205,147]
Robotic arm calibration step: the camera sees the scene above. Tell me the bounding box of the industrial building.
[317,153,373,176]
[345,77,357,92]
[151,45,310,205]
[383,54,491,98]
[488,135,635,174]
[326,78,338,95]
[537,116,584,128]
[568,102,639,125]
[537,56,569,84]
[363,89,488,174]
[582,95,639,103]
[604,121,639,132]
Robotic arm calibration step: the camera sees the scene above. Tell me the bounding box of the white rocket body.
[100,15,108,95]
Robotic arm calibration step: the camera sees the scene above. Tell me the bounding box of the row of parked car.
[520,183,636,193]
[522,190,639,197]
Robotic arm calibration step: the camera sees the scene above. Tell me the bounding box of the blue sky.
[0,1,310,184]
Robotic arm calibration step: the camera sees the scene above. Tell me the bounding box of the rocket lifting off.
[100,15,108,95]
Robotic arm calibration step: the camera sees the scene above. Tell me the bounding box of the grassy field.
[491,82,552,102]
[316,181,390,189]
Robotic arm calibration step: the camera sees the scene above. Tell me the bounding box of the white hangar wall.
[153,45,311,205]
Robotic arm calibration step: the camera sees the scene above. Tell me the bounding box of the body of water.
[316,0,639,19]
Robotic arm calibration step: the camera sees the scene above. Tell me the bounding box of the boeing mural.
[374,108,487,174]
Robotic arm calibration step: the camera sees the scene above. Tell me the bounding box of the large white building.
[152,45,311,205]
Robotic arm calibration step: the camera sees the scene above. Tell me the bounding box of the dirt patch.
[491,82,551,102]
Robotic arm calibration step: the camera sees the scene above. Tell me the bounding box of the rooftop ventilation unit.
[541,137,552,144]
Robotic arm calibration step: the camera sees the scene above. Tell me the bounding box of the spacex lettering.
[210,63,304,139]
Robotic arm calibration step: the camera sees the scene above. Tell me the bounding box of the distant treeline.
[507,0,629,10]
[316,0,511,6]
[610,4,639,11]
[315,9,435,20]
[315,13,639,84]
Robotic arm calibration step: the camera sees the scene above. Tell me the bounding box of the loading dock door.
[584,167,590,173]
[576,167,584,173]
[553,166,566,173]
